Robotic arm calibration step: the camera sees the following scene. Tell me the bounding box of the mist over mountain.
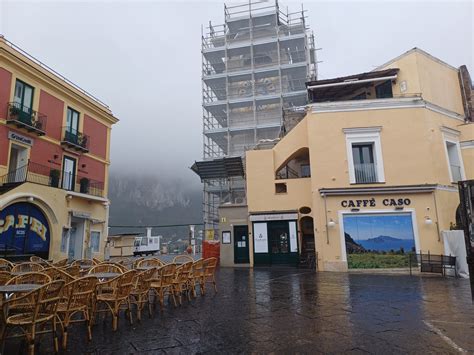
[107,171,203,239]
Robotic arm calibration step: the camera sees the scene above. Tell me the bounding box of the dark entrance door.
[268,221,291,264]
[234,225,249,264]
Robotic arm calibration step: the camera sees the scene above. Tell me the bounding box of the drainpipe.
[432,191,441,241]
[323,193,329,244]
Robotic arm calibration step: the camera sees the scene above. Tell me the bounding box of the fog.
[1,0,472,187]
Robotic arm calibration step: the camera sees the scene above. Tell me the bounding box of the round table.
[0,284,41,295]
[91,272,121,281]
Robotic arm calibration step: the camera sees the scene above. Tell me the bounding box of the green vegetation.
[348,253,410,269]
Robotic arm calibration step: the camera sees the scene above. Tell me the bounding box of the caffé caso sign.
[341,198,411,208]
[8,131,34,146]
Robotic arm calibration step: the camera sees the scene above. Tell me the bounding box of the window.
[344,127,385,184]
[442,127,465,183]
[61,228,69,253]
[275,183,287,194]
[351,92,367,100]
[14,80,34,109]
[62,156,76,190]
[66,107,80,133]
[375,80,393,99]
[90,231,100,253]
[301,164,311,178]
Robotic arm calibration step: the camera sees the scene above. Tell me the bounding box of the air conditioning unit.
[234,197,245,204]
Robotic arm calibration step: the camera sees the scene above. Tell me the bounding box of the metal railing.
[0,161,104,197]
[450,164,462,182]
[61,127,90,151]
[354,163,378,184]
[6,102,47,134]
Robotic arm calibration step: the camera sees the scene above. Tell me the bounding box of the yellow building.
[219,48,473,270]
[0,36,118,261]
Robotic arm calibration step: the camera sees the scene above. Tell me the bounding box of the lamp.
[27,196,34,202]
[327,219,336,228]
[424,217,433,225]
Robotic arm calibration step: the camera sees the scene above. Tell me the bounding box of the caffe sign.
[341,198,411,208]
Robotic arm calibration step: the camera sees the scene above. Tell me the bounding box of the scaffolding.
[201,0,317,230]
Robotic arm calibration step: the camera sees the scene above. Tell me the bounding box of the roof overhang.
[191,156,245,181]
[319,184,438,196]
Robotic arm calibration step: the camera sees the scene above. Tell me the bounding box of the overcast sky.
[1,0,472,186]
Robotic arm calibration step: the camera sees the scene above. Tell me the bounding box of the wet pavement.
[5,267,474,354]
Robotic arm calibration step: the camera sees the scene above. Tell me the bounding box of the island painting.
[343,213,416,253]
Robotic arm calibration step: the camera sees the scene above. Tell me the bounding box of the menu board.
[289,221,298,252]
[253,223,268,253]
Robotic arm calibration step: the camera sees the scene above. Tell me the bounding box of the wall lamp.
[327,219,336,228]
[27,196,34,202]
[424,216,433,225]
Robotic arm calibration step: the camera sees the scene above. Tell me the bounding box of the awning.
[306,68,399,102]
[191,156,245,181]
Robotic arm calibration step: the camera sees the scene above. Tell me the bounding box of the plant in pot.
[8,105,20,120]
[80,177,90,194]
[49,169,60,188]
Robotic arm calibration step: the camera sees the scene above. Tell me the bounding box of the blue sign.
[0,202,50,255]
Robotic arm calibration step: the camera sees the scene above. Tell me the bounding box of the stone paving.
[5,267,474,354]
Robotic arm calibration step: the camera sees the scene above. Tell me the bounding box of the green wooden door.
[234,225,250,264]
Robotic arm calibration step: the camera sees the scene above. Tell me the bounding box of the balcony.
[0,161,104,197]
[6,102,47,136]
[61,127,89,153]
[354,163,378,184]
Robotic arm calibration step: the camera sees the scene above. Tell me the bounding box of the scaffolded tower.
[201,1,317,230]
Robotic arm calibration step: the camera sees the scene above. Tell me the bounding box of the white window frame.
[344,127,385,184]
[441,127,466,183]
[90,231,101,253]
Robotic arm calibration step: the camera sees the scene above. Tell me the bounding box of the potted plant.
[8,104,20,120]
[80,177,90,194]
[49,169,60,188]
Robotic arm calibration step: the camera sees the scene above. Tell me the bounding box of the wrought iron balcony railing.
[6,102,47,136]
[354,163,378,184]
[0,161,104,197]
[61,127,89,153]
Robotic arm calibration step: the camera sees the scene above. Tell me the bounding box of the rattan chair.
[129,268,155,321]
[42,267,76,283]
[71,259,94,267]
[132,257,145,269]
[0,259,13,272]
[63,265,81,278]
[29,256,50,266]
[57,276,98,349]
[136,258,163,269]
[7,272,51,286]
[201,257,218,295]
[88,263,124,275]
[52,258,68,267]
[94,270,137,331]
[92,258,101,265]
[0,271,11,286]
[173,262,193,305]
[11,262,44,273]
[0,280,65,355]
[189,259,204,297]
[173,255,194,264]
[150,264,177,309]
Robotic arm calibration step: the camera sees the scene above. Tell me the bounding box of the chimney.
[146,227,152,237]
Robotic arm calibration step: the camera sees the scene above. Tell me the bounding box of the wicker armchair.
[173,262,193,305]
[132,257,145,269]
[92,258,101,265]
[63,265,81,278]
[0,259,13,272]
[94,270,137,331]
[201,257,218,295]
[57,276,98,349]
[136,258,163,269]
[52,258,68,267]
[0,280,65,355]
[7,272,51,286]
[129,268,155,321]
[42,267,76,283]
[71,259,94,267]
[88,263,124,275]
[29,256,50,266]
[173,255,194,264]
[150,264,177,309]
[189,259,204,297]
[11,262,44,273]
[0,271,11,286]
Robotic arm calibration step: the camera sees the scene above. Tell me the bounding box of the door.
[8,144,28,183]
[66,107,80,144]
[62,156,76,190]
[68,219,84,260]
[268,221,290,264]
[13,80,34,124]
[234,225,249,264]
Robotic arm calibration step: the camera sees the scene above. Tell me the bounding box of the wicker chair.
[150,264,177,309]
[201,257,218,295]
[11,262,44,273]
[0,259,13,272]
[189,259,204,297]
[57,276,98,349]
[0,271,11,286]
[29,256,50,266]
[129,268,155,321]
[71,259,94,267]
[92,258,101,265]
[42,267,76,283]
[136,258,163,269]
[88,263,124,275]
[173,262,193,305]
[63,265,81,278]
[52,258,68,267]
[173,255,194,264]
[94,270,137,331]
[0,280,65,355]
[7,272,51,286]
[132,257,145,269]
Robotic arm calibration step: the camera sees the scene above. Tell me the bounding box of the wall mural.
[343,213,416,253]
[0,202,51,256]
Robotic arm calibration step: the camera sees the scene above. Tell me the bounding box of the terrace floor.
[5,267,474,354]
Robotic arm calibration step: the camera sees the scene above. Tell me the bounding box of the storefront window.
[91,231,101,253]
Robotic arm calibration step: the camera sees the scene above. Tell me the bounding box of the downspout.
[323,193,329,244]
[432,191,441,242]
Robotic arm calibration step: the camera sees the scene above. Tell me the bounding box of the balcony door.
[62,156,76,191]
[352,143,377,183]
[66,107,80,144]
[8,144,28,183]
[13,80,34,124]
